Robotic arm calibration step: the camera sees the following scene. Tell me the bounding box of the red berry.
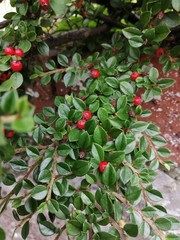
[111,99,116,108]
[81,96,86,101]
[0,73,8,82]
[79,151,86,158]
[40,0,49,10]
[156,48,165,57]
[131,71,140,81]
[91,69,100,79]
[73,1,76,6]
[6,130,14,138]
[4,46,15,56]
[11,60,23,72]
[14,48,24,57]
[77,1,83,8]
[157,11,164,20]
[82,110,92,120]
[133,96,142,106]
[82,11,87,17]
[77,119,86,129]
[99,161,108,173]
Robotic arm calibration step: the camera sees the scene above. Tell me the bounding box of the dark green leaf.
[155,218,172,231]
[72,160,90,176]
[124,224,138,237]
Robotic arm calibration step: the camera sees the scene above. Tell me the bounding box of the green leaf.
[92,143,104,162]
[63,72,75,87]
[12,117,34,132]
[41,75,51,85]
[167,234,180,240]
[172,0,180,11]
[0,90,18,114]
[130,121,149,132]
[57,143,71,157]
[139,11,151,28]
[157,148,171,158]
[124,224,138,237]
[109,151,124,165]
[157,78,175,88]
[140,222,150,238]
[39,221,57,236]
[10,72,23,89]
[18,39,31,52]
[10,159,28,172]
[154,25,170,42]
[120,81,134,95]
[155,218,172,231]
[38,169,52,183]
[58,103,70,118]
[66,220,82,236]
[21,221,29,239]
[26,146,39,158]
[31,185,48,200]
[0,63,10,71]
[129,36,144,48]
[145,123,159,136]
[102,163,117,186]
[50,0,70,15]
[149,67,159,82]
[47,199,59,214]
[57,54,68,67]
[79,131,91,149]
[151,136,167,147]
[68,128,81,142]
[73,98,86,111]
[93,126,107,145]
[72,53,82,66]
[37,42,49,56]
[120,166,133,184]
[72,160,90,176]
[25,197,37,213]
[122,27,142,39]
[0,227,6,240]
[94,232,118,240]
[97,107,109,123]
[125,186,142,202]
[81,191,95,205]
[115,132,127,151]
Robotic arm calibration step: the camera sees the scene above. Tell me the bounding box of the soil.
[30,57,180,164]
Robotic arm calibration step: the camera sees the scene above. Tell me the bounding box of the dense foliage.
[0,0,180,239]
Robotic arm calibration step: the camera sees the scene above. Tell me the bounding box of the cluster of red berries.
[39,0,49,11]
[73,1,87,18]
[73,1,83,8]
[77,110,92,129]
[3,46,24,72]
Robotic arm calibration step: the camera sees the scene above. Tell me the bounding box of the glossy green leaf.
[155,218,172,231]
[102,163,117,186]
[93,126,107,145]
[72,160,90,176]
[31,185,48,200]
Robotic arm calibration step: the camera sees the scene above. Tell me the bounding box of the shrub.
[0,0,180,239]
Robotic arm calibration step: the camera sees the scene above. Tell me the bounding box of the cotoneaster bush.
[0,0,180,239]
